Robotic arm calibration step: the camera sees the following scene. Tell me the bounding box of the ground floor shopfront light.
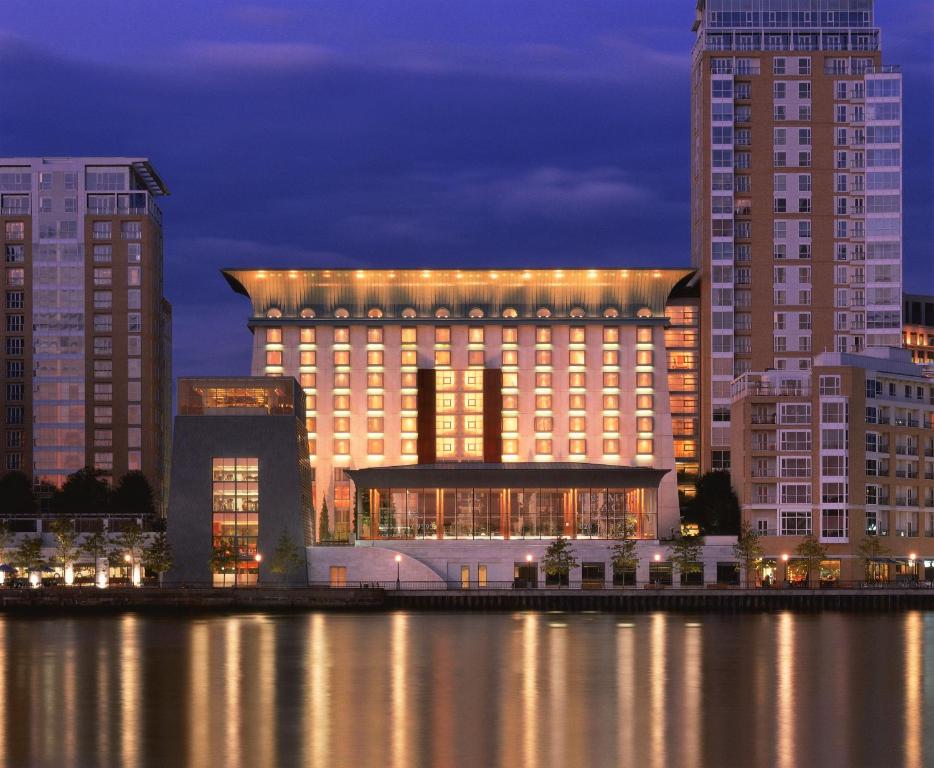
[64,564,75,586]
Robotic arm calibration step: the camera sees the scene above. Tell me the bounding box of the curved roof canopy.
[223,267,695,320]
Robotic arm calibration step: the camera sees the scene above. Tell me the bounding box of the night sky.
[1,1,931,380]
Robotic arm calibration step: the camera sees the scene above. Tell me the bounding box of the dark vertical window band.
[483,368,503,463]
[416,368,436,464]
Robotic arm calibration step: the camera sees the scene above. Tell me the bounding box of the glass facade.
[361,486,657,540]
[211,457,259,586]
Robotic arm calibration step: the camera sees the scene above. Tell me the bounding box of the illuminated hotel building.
[903,293,934,365]
[692,0,903,474]
[223,268,695,558]
[0,157,171,508]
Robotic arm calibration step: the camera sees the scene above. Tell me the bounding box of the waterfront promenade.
[1,584,933,612]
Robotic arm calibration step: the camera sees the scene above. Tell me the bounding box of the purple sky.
[1,1,931,378]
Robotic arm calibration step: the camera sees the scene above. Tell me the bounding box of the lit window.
[367,372,384,388]
[266,308,282,318]
[502,308,518,318]
[367,394,384,410]
[265,350,282,366]
[367,327,383,343]
[333,395,350,410]
[367,438,384,454]
[569,350,586,366]
[468,350,484,366]
[535,327,552,344]
[603,439,619,454]
[400,371,417,388]
[637,327,654,343]
[468,327,484,343]
[435,349,452,366]
[435,307,450,318]
[502,327,518,343]
[602,350,618,366]
[603,327,620,343]
[637,394,654,410]
[603,372,619,388]
[636,372,653,387]
[603,416,619,432]
[334,327,350,343]
[534,416,553,432]
[300,328,315,343]
[636,438,654,455]
[401,350,418,366]
[569,439,586,455]
[468,307,484,318]
[536,307,552,318]
[535,394,552,410]
[300,350,316,366]
[333,372,350,388]
[603,307,619,318]
[503,439,519,454]
[636,350,654,366]
[503,372,518,388]
[335,308,350,318]
[535,349,552,366]
[367,350,384,366]
[367,307,383,318]
[569,327,586,343]
[568,372,585,388]
[569,307,585,318]
[300,308,315,319]
[300,373,316,388]
[401,327,417,344]
[401,416,418,432]
[569,416,586,432]
[502,350,518,366]
[333,350,350,366]
[333,417,350,432]
[637,416,654,432]
[334,439,350,454]
[603,394,619,410]
[401,394,417,409]
[535,438,552,455]
[569,394,586,410]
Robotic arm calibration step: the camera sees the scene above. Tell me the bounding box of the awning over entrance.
[346,462,668,490]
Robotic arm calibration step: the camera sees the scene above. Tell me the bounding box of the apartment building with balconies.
[692,0,903,474]
[0,157,171,512]
[731,346,934,581]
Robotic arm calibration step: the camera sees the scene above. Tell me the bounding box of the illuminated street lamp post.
[395,554,402,590]
[909,553,917,584]
[526,553,533,588]
[254,552,262,585]
[781,553,789,586]
[654,552,661,587]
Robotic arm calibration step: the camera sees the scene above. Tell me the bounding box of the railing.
[751,414,776,424]
[752,443,777,452]
[310,580,934,592]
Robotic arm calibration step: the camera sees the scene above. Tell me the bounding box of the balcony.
[895,497,918,508]
[751,413,776,425]
[895,445,917,456]
[752,442,777,453]
[894,469,918,479]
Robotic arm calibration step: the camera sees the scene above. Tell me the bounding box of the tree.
[609,518,639,584]
[0,520,12,565]
[12,535,44,574]
[542,536,578,587]
[794,535,827,587]
[732,521,764,587]
[111,472,155,518]
[0,471,37,515]
[270,530,304,582]
[209,538,237,583]
[142,532,173,587]
[668,533,706,585]
[114,523,146,562]
[318,499,330,543]
[49,518,80,581]
[81,531,111,564]
[856,535,890,583]
[51,467,111,517]
[684,471,741,535]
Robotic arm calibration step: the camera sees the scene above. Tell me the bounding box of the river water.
[0,610,930,768]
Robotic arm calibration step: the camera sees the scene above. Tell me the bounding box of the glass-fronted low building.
[166,377,313,586]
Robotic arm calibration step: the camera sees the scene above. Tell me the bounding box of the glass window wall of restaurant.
[359,487,657,540]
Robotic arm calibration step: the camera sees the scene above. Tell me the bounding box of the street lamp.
[395,554,402,590]
[653,553,661,587]
[525,554,533,588]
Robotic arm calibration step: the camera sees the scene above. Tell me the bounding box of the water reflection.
[0,611,927,767]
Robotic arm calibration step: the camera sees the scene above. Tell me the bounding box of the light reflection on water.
[0,611,929,767]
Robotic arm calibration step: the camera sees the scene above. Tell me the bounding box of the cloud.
[180,41,337,71]
[230,4,303,27]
